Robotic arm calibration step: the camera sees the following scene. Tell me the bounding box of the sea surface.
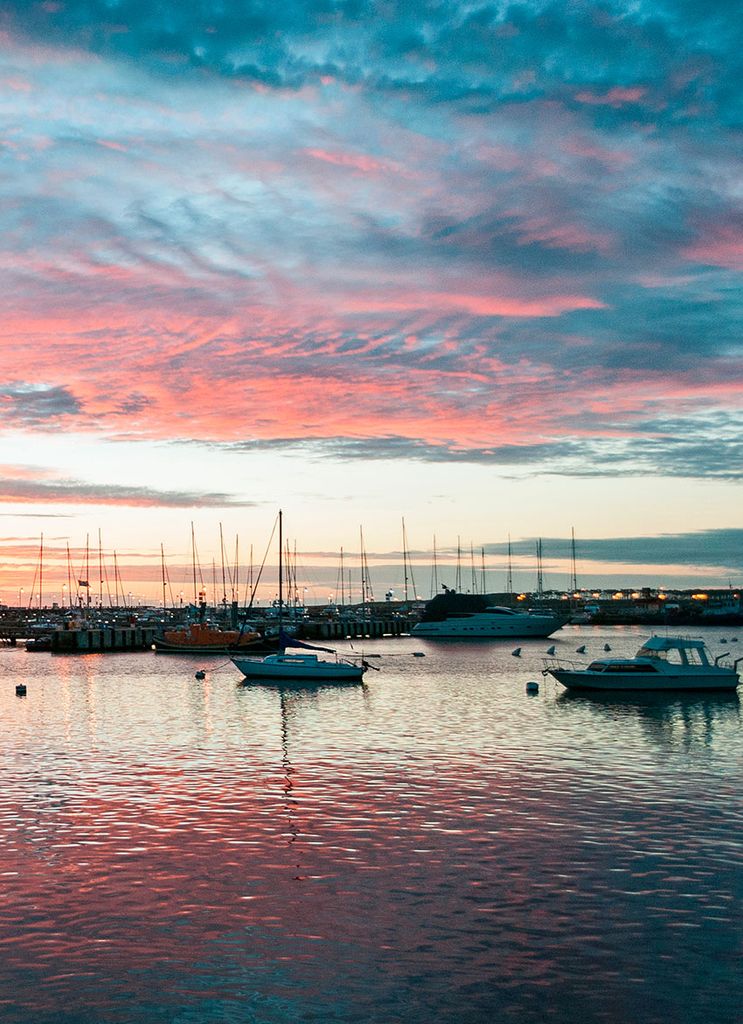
[0,624,741,1024]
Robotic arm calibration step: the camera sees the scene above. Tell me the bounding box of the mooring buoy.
[576,645,586,654]
[15,684,27,697]
[195,670,206,680]
[511,647,521,657]
[526,681,539,695]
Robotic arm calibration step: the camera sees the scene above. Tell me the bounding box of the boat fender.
[526,681,539,695]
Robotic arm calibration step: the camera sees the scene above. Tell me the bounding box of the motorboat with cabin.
[543,635,741,691]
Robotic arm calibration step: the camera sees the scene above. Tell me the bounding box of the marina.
[1,624,740,1024]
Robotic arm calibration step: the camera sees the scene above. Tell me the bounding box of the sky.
[0,1,742,605]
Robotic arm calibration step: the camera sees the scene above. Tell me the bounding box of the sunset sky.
[1,1,741,603]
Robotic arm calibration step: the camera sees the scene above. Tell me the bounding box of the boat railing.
[542,656,588,673]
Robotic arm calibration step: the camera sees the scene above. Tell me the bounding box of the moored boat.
[233,650,365,682]
[412,589,568,639]
[231,510,368,684]
[544,636,741,692]
[153,620,270,654]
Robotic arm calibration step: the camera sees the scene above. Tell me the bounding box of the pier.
[301,615,417,640]
[51,626,157,653]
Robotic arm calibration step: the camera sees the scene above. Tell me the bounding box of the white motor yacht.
[544,636,740,692]
[412,604,568,639]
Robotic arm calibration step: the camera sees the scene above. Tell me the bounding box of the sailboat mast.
[219,523,227,607]
[402,517,409,603]
[570,527,578,593]
[278,510,283,627]
[507,534,513,606]
[161,544,167,609]
[432,534,438,597]
[66,542,73,609]
[39,532,43,608]
[359,526,365,608]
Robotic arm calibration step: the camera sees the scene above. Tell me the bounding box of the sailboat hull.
[233,653,364,682]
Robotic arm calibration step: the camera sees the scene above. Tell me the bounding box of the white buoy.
[576,645,586,654]
[511,647,521,657]
[526,681,539,695]
[546,645,556,656]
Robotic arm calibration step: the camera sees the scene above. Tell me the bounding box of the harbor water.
[1,625,741,1023]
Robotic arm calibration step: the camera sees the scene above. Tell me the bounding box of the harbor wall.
[51,627,157,653]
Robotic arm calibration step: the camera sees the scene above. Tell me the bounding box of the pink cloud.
[575,87,646,107]
[338,290,606,317]
[514,217,612,253]
[303,147,401,175]
[683,227,743,270]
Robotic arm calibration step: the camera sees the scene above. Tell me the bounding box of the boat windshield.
[636,643,708,666]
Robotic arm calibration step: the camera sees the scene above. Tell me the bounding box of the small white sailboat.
[232,511,367,684]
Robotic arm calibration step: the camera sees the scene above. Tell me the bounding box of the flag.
[78,579,90,587]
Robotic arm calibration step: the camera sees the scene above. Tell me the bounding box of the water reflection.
[0,635,741,1024]
[555,689,741,753]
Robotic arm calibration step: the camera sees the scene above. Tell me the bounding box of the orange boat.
[153,620,271,654]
